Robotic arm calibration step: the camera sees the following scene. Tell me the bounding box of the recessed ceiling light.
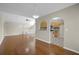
[32,15,39,19]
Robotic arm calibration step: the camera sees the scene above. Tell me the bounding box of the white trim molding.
[34,37,79,54]
[64,47,79,54]
[0,36,4,45]
[35,37,50,44]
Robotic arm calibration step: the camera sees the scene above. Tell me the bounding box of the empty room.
[0,3,79,55]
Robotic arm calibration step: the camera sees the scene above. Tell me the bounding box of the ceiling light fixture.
[32,15,39,19]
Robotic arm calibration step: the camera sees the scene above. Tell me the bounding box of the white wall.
[2,12,25,36]
[36,4,79,52]
[49,4,79,52]
[36,17,50,43]
[3,12,35,36]
[0,12,4,45]
[4,22,36,36]
[4,22,23,36]
[26,25,36,36]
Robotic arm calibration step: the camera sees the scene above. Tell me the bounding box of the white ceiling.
[0,3,76,28]
[0,3,76,17]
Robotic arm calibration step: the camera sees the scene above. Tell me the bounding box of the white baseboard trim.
[4,34,22,36]
[0,36,4,45]
[36,38,79,54]
[35,37,50,44]
[64,47,79,54]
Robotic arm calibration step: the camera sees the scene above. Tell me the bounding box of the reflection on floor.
[0,35,79,55]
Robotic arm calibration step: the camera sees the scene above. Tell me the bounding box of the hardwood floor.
[36,39,64,55]
[0,35,79,55]
[36,39,79,55]
[36,39,50,55]
[0,34,35,55]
